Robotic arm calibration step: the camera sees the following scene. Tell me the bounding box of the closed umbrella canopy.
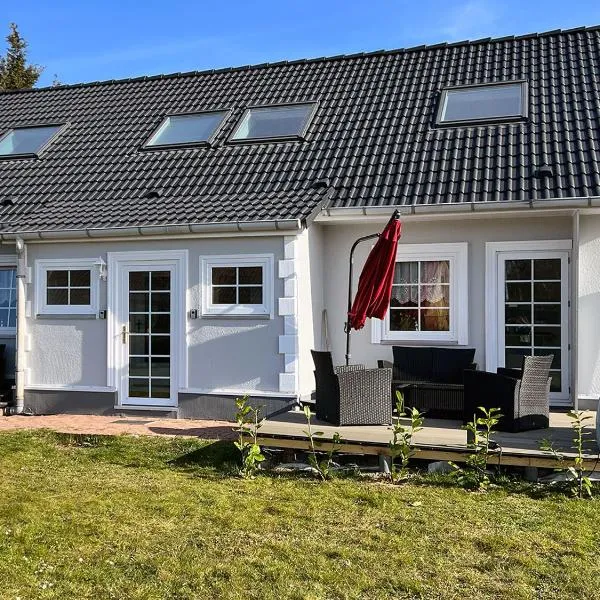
[348,213,402,330]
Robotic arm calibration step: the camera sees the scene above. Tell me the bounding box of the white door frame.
[107,250,188,407]
[485,240,572,405]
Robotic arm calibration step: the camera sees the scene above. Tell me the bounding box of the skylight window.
[230,103,316,142]
[437,82,526,125]
[0,124,63,157]
[146,111,228,147]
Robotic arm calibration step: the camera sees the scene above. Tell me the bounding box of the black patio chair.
[463,354,553,432]
[311,350,392,426]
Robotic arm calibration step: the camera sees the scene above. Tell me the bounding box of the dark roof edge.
[3,24,599,95]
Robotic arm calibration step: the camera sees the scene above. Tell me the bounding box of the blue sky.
[2,0,600,87]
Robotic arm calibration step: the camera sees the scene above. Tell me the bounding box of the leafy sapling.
[233,395,265,477]
[540,410,594,499]
[388,391,424,483]
[451,407,502,490]
[303,405,341,481]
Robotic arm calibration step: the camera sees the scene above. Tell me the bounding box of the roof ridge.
[1,23,599,95]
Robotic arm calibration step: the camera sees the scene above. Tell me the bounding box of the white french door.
[108,251,187,408]
[496,250,570,403]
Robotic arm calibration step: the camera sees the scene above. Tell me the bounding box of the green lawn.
[0,431,599,599]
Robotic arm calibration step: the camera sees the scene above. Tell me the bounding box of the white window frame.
[372,242,468,345]
[0,256,17,333]
[200,254,274,318]
[35,258,100,316]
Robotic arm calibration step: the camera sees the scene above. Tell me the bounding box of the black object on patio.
[463,354,553,432]
[311,350,392,426]
[378,346,476,419]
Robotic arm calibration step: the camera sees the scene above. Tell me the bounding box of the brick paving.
[0,414,235,439]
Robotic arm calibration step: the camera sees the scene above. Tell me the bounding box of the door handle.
[121,325,128,344]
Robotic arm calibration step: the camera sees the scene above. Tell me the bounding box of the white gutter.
[316,196,600,221]
[0,218,303,242]
[14,237,26,414]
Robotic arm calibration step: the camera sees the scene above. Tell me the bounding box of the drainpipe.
[14,237,26,414]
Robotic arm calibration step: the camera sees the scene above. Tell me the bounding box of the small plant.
[388,391,424,483]
[540,410,594,499]
[303,405,341,480]
[451,407,502,491]
[233,396,265,477]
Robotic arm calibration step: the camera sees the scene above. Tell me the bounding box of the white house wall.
[24,236,286,395]
[320,215,572,372]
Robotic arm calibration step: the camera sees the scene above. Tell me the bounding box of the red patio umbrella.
[345,210,402,364]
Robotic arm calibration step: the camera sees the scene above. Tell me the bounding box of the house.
[0,25,599,419]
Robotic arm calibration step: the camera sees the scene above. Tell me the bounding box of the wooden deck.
[258,410,600,471]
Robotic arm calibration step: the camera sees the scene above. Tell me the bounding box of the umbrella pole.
[345,233,380,365]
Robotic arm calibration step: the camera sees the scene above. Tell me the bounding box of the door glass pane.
[502,255,565,397]
[505,260,531,280]
[127,270,171,402]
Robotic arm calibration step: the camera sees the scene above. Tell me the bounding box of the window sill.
[36,313,98,320]
[199,312,271,320]
[377,338,463,346]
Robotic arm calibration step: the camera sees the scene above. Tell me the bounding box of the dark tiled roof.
[0,25,599,232]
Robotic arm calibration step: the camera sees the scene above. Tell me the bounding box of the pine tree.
[0,23,43,90]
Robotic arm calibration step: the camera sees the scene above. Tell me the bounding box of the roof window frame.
[435,80,528,127]
[228,101,318,145]
[0,123,67,160]
[142,109,231,150]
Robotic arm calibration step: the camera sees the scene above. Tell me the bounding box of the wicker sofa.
[378,346,476,419]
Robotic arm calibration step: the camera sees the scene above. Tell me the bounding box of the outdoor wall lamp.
[95,257,107,280]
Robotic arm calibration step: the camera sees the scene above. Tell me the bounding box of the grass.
[0,431,599,599]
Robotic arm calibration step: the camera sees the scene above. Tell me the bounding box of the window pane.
[47,288,69,305]
[151,271,170,290]
[239,267,262,285]
[70,289,90,305]
[534,259,561,280]
[129,271,149,291]
[212,267,236,285]
[151,314,170,334]
[151,335,170,356]
[534,326,561,347]
[442,84,523,122]
[147,112,227,146]
[420,285,449,308]
[420,261,449,284]
[389,309,418,331]
[0,309,9,328]
[151,292,170,312]
[0,269,15,288]
[151,378,170,398]
[534,282,561,302]
[506,282,531,302]
[70,270,90,286]
[7,308,15,328]
[394,262,418,284]
[213,287,236,304]
[420,309,450,331]
[47,270,68,287]
[129,292,149,313]
[505,260,531,280]
[129,357,149,377]
[0,289,11,308]
[151,357,170,377]
[534,305,561,325]
[505,304,531,324]
[130,335,149,355]
[0,125,62,156]
[505,326,531,347]
[232,104,315,140]
[390,286,418,308]
[129,378,150,398]
[130,314,149,334]
[238,287,263,304]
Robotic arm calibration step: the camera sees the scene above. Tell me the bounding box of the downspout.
[14,237,26,414]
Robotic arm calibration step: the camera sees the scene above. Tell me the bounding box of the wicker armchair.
[463,355,553,432]
[311,350,392,426]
